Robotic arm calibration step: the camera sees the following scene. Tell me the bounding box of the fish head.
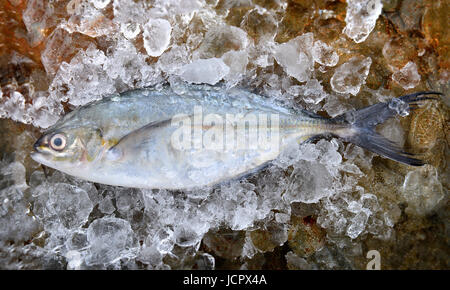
[31,125,105,171]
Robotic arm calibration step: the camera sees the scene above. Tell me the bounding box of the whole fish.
[31,84,440,189]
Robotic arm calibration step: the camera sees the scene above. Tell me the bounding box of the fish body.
[31,84,439,189]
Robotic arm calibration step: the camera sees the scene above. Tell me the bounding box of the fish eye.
[49,134,67,151]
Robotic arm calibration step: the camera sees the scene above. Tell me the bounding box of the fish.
[30,84,441,190]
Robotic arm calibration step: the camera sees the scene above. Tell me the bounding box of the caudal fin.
[332,92,442,166]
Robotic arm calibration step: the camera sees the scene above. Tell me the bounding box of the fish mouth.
[31,136,52,166]
[30,151,45,164]
[33,135,47,152]
[30,151,56,169]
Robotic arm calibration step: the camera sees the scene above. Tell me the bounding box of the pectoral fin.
[106,118,175,160]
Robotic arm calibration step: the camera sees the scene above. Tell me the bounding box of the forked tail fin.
[332,92,442,166]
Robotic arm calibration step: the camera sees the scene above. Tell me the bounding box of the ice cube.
[346,211,369,239]
[193,25,249,59]
[282,162,335,204]
[180,58,230,85]
[0,161,39,243]
[61,2,115,38]
[391,61,421,89]
[287,79,328,104]
[343,0,383,43]
[401,166,444,216]
[152,0,203,15]
[274,33,314,82]
[65,250,83,270]
[312,40,339,67]
[98,196,115,215]
[86,217,137,266]
[241,8,278,42]
[41,28,93,76]
[286,251,315,269]
[48,183,94,229]
[388,97,410,117]
[0,91,29,124]
[22,0,64,47]
[49,45,116,107]
[113,0,147,24]
[202,230,245,259]
[143,19,172,57]
[93,0,111,10]
[330,56,372,96]
[120,22,141,39]
[222,50,248,85]
[383,205,401,227]
[67,229,89,251]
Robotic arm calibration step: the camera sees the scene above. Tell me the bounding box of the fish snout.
[33,135,47,152]
[31,136,50,165]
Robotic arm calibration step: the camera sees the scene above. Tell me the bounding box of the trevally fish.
[31,84,440,189]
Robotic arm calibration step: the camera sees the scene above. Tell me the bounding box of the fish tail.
[330,91,442,166]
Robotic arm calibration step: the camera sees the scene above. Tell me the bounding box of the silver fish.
[31,84,440,189]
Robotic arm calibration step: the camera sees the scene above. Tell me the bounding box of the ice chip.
[388,97,410,117]
[0,91,31,124]
[174,226,202,247]
[383,205,401,227]
[151,0,202,16]
[143,19,172,57]
[312,40,339,67]
[346,211,369,239]
[192,252,215,270]
[67,230,89,251]
[0,161,40,243]
[62,2,115,38]
[120,22,141,39]
[330,56,372,96]
[274,33,314,82]
[347,201,362,213]
[48,183,93,229]
[93,0,111,10]
[391,61,421,90]
[86,217,136,265]
[98,196,115,214]
[222,50,248,85]
[194,25,249,59]
[343,0,383,43]
[50,55,115,106]
[22,0,62,47]
[113,0,147,24]
[283,162,335,204]
[41,28,94,76]
[180,58,230,85]
[401,166,444,216]
[286,251,314,269]
[241,8,278,41]
[115,189,141,214]
[65,250,83,270]
[288,79,328,104]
